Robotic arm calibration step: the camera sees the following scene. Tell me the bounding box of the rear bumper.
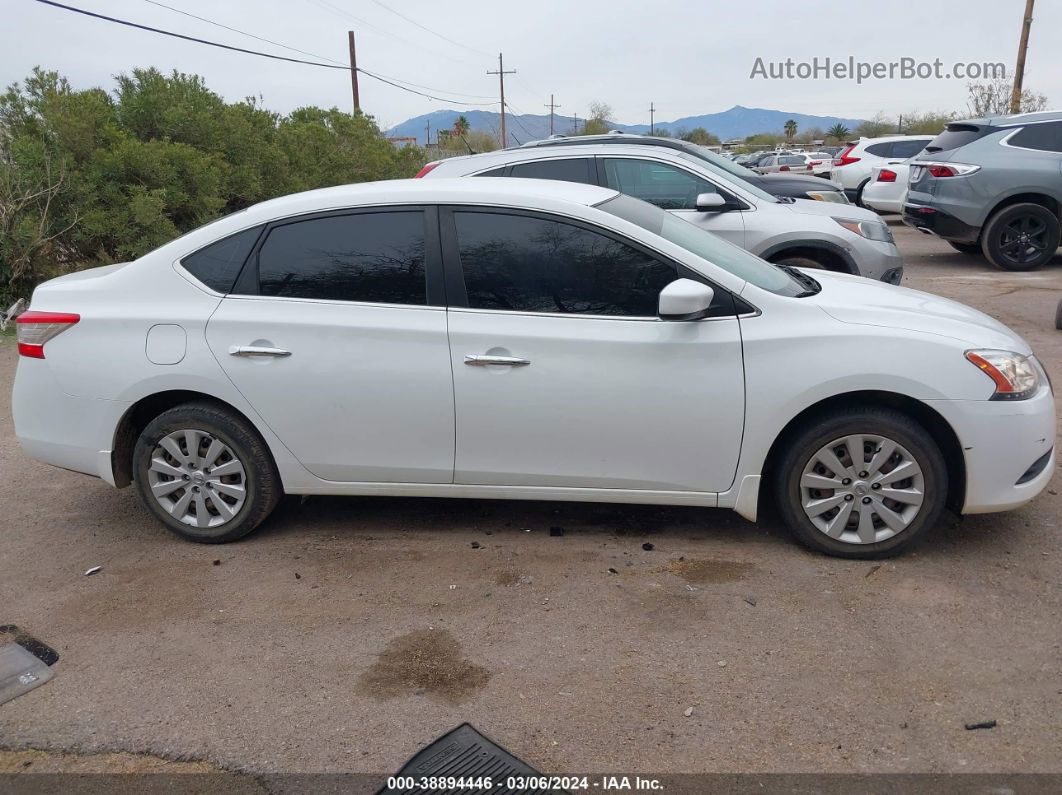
[902,203,981,243]
[930,385,1057,514]
[12,358,128,485]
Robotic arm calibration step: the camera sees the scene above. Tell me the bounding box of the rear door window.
[864,142,894,157]
[507,158,594,184]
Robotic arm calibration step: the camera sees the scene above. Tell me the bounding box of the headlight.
[806,190,849,204]
[965,349,1041,400]
[833,217,893,242]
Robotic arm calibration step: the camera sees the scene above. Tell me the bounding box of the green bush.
[0,67,426,305]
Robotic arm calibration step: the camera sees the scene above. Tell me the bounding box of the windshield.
[597,194,812,297]
[676,147,780,203]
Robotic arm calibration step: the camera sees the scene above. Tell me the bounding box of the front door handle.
[229,345,292,357]
[464,354,530,367]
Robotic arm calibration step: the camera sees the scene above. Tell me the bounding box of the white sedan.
[12,179,1056,558]
[862,161,913,214]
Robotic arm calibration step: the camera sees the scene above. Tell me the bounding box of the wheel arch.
[762,240,858,274]
[758,390,966,517]
[111,390,268,488]
[985,192,1061,225]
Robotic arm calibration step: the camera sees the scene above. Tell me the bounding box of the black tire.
[946,240,982,256]
[774,255,826,270]
[1055,299,1062,330]
[853,179,871,208]
[132,402,281,543]
[773,406,947,559]
[981,203,1061,272]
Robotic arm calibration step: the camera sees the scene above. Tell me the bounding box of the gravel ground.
[0,222,1059,776]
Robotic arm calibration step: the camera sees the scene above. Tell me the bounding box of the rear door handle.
[229,345,292,357]
[464,354,530,367]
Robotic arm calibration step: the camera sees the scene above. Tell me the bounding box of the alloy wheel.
[800,434,925,544]
[998,215,1049,265]
[146,429,247,528]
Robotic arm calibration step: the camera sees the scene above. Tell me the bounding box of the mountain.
[386,105,866,145]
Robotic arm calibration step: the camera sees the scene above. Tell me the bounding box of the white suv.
[421,144,904,283]
[831,135,933,205]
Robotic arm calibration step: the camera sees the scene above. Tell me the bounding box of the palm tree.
[783,119,798,142]
[826,123,850,142]
[452,115,471,137]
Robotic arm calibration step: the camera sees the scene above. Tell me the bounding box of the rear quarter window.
[864,142,894,157]
[180,226,261,293]
[1006,121,1062,153]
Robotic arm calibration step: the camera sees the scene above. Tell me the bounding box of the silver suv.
[904,111,1062,271]
[420,143,904,283]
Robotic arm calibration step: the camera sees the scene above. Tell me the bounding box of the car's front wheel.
[132,402,281,543]
[981,203,1061,271]
[774,407,947,558]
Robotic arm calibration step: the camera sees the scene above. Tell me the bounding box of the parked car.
[13,179,1055,558]
[806,153,834,178]
[904,111,1062,270]
[509,134,847,203]
[755,153,815,174]
[831,135,934,205]
[862,160,914,214]
[421,143,896,280]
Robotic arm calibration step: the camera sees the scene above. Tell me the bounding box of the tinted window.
[257,212,426,304]
[889,139,928,158]
[454,212,676,316]
[475,166,508,177]
[864,142,893,157]
[780,155,806,165]
[925,125,988,153]
[508,158,593,184]
[1007,122,1062,152]
[603,158,716,210]
[181,226,260,293]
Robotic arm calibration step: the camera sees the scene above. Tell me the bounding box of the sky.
[2,0,1060,130]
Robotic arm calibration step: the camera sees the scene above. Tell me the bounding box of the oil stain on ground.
[657,558,755,584]
[357,629,491,703]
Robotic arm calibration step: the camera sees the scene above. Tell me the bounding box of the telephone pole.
[649,102,655,135]
[347,31,360,113]
[487,53,516,148]
[425,120,431,147]
[1010,0,1035,114]
[544,94,561,136]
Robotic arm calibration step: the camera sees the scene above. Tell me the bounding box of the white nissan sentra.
[12,179,1055,558]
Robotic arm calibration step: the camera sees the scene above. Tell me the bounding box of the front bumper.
[930,383,1057,514]
[902,203,981,243]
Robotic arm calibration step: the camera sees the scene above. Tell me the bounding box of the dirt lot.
[0,222,1059,777]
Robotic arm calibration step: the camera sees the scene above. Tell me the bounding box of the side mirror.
[658,279,715,321]
[695,192,728,212]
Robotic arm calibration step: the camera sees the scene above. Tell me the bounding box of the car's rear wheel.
[133,402,281,543]
[946,240,982,256]
[774,407,947,559]
[981,203,1061,272]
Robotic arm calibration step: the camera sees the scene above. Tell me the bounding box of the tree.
[854,113,895,138]
[452,115,470,136]
[579,101,614,136]
[783,119,797,141]
[898,111,955,135]
[967,79,1047,116]
[680,127,720,146]
[825,123,850,143]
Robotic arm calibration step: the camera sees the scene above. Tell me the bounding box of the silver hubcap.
[147,429,246,529]
[800,434,925,545]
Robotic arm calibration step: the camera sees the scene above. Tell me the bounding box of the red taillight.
[833,145,860,167]
[877,169,897,183]
[779,165,790,171]
[809,160,823,167]
[414,161,441,178]
[15,311,80,358]
[927,165,957,177]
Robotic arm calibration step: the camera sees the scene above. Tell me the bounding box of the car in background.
[755,153,815,174]
[904,111,1062,270]
[862,160,915,214]
[420,141,901,281]
[13,178,1055,558]
[831,135,934,205]
[501,134,848,203]
[806,153,834,178]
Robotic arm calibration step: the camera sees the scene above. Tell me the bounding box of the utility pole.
[425,120,431,147]
[487,53,516,147]
[649,102,655,135]
[347,31,360,113]
[544,94,561,136]
[1010,0,1035,114]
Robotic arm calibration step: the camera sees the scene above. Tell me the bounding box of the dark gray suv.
[904,111,1062,271]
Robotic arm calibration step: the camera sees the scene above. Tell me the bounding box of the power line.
[368,0,491,57]
[31,0,499,106]
[138,0,344,65]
